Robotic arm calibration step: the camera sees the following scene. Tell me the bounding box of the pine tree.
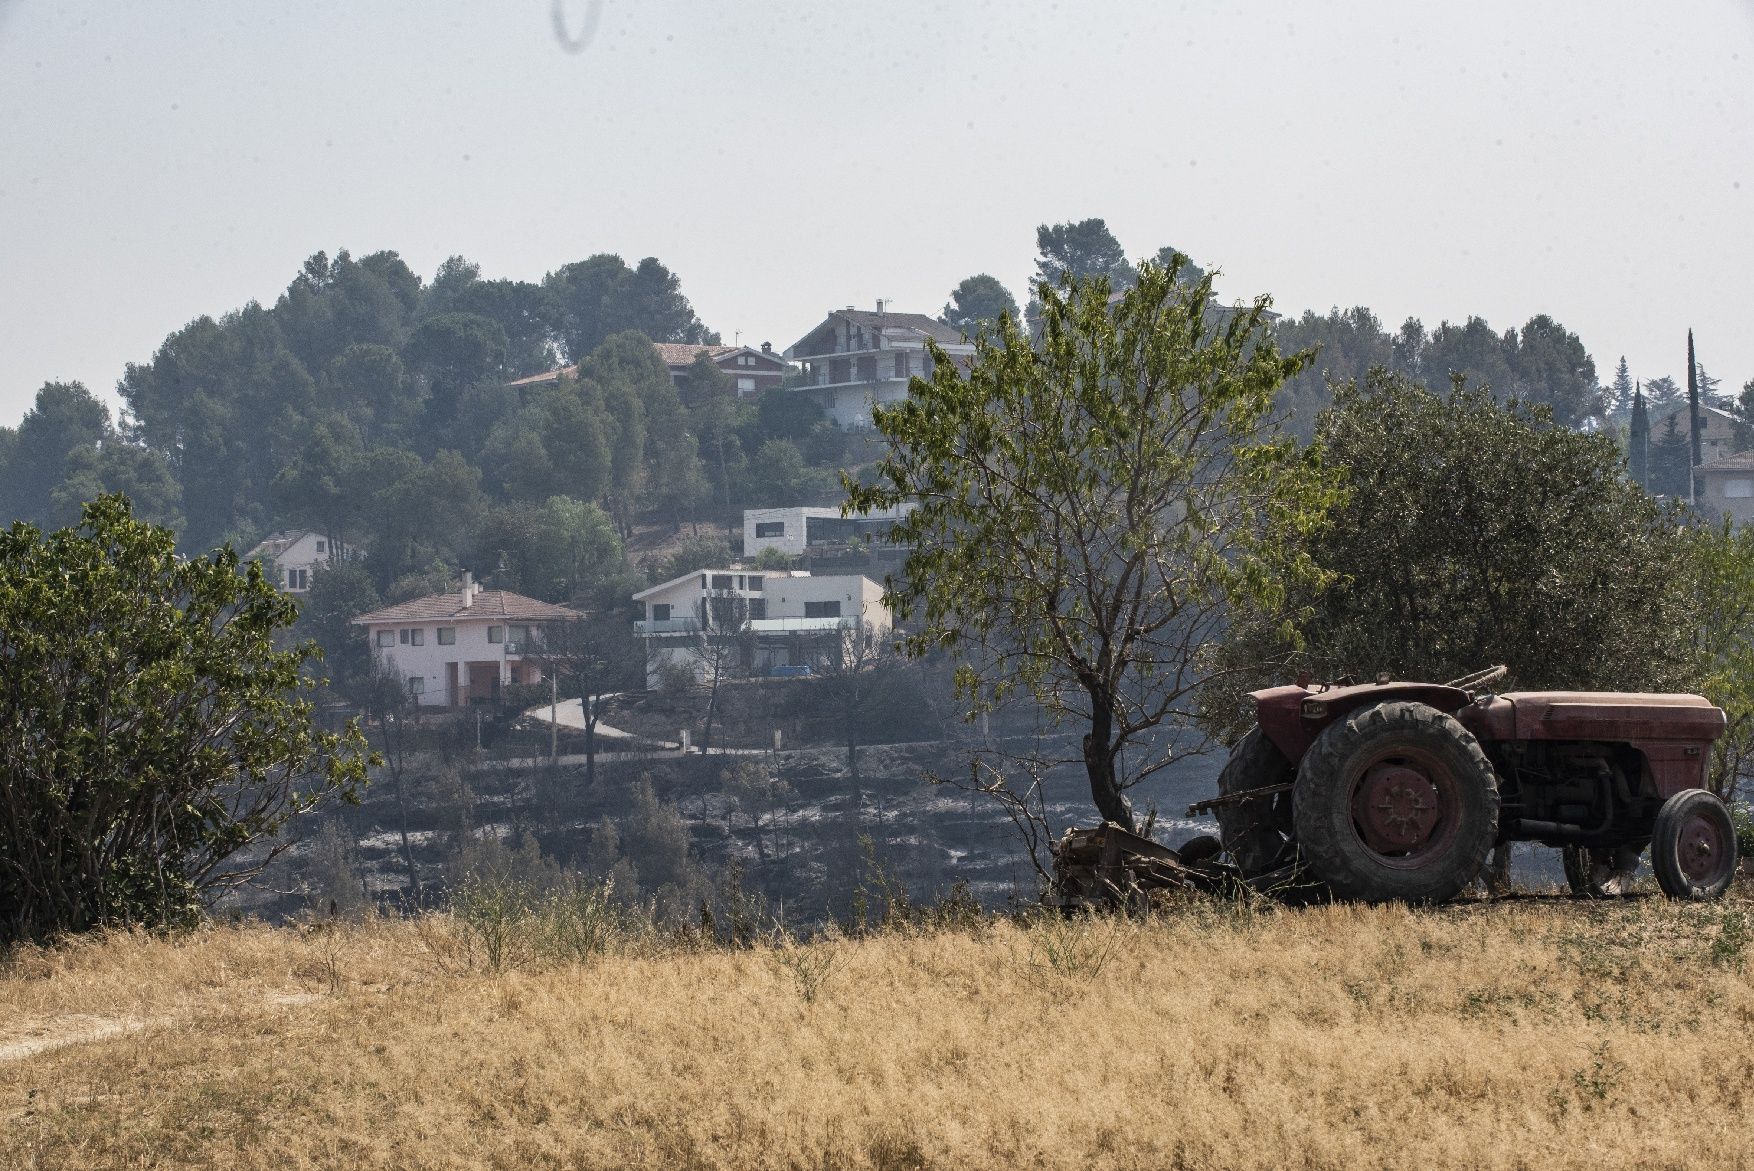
[1609,356,1634,417]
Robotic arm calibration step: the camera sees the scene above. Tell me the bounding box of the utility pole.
[550,672,559,762]
[1688,329,1701,505]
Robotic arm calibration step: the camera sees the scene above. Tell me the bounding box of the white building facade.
[743,504,916,559]
[784,304,975,429]
[243,529,363,594]
[351,576,580,708]
[632,568,891,687]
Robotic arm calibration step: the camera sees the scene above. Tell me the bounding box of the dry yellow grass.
[3,891,1752,1170]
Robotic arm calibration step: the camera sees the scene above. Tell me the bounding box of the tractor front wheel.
[1292,701,1500,904]
[1651,789,1739,900]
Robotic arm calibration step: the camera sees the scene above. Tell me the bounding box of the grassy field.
[3,887,1752,1170]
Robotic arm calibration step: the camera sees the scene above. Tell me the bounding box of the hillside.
[4,891,1751,1170]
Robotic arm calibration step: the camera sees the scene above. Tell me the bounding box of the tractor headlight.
[1301,699,1328,719]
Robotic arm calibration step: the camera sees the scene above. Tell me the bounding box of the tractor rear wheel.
[1651,789,1738,900]
[1292,701,1499,904]
[1214,727,1312,896]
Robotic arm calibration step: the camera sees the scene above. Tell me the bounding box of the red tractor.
[1209,668,1741,903]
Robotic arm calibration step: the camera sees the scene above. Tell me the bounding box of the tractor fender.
[1251,681,1477,765]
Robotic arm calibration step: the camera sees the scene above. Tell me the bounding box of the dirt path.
[0,991,318,1064]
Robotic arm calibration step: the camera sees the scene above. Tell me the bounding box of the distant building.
[242,529,363,594]
[784,303,975,429]
[743,504,915,559]
[351,574,580,708]
[505,341,792,400]
[1695,451,1754,526]
[1650,403,1738,464]
[632,568,891,687]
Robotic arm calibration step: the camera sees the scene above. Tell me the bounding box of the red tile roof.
[352,589,581,625]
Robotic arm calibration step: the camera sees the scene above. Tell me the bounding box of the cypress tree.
[1687,329,1701,501]
[1629,382,1650,490]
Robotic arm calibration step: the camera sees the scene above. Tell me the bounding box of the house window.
[437,627,456,645]
[737,376,756,393]
[755,522,785,538]
[651,603,672,621]
[399,629,410,645]
[893,353,908,378]
[749,598,767,620]
[408,676,425,696]
[747,576,764,592]
[711,574,734,590]
[1724,479,1754,499]
[508,625,530,647]
[287,568,308,590]
[805,600,842,618]
[376,630,395,648]
[488,626,504,643]
[408,628,424,646]
[316,539,326,554]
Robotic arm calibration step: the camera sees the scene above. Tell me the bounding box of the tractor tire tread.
[1293,700,1499,905]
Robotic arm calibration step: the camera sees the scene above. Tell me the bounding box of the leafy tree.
[1684,519,1754,804]
[847,259,1334,832]
[940,274,1020,339]
[545,255,714,362]
[0,496,370,943]
[1211,371,1694,739]
[292,561,382,691]
[652,533,731,584]
[319,343,420,445]
[1150,245,1207,287]
[0,382,112,526]
[1643,375,1684,412]
[1734,378,1754,452]
[49,443,185,533]
[1031,217,1135,289]
[1272,308,1397,438]
[529,495,625,605]
[406,312,509,435]
[532,611,643,788]
[1649,412,1693,499]
[1504,314,1600,427]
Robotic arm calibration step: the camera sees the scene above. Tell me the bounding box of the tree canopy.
[1207,371,1695,741]
[849,259,1335,831]
[0,496,370,942]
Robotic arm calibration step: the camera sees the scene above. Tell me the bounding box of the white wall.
[362,616,546,707]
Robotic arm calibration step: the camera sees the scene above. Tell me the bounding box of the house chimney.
[875,299,887,314]
[460,570,475,608]
[761,340,772,354]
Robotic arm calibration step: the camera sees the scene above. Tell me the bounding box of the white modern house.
[784,303,975,429]
[743,504,916,559]
[632,568,891,686]
[351,574,581,708]
[242,529,363,594]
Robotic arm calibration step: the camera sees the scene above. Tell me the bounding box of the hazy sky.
[2,1,1750,427]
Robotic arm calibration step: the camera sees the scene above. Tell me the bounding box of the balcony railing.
[634,616,860,636]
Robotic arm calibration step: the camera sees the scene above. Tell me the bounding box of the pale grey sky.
[2,1,1750,427]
